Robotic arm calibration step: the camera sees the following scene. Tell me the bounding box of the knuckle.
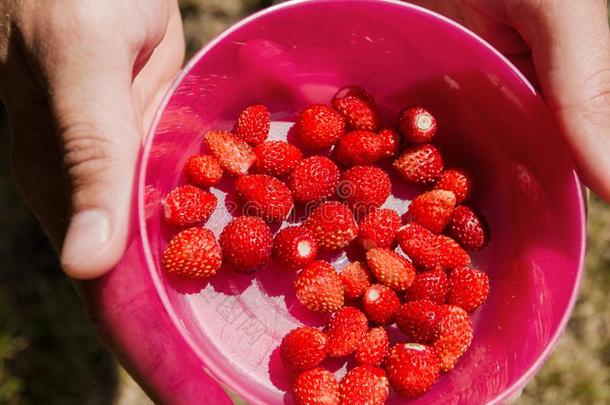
[62,128,118,192]
[560,68,610,115]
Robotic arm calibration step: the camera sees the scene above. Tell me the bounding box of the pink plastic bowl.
[82,0,587,404]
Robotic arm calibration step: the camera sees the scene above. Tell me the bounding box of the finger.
[134,0,185,133]
[43,42,141,279]
[505,0,610,200]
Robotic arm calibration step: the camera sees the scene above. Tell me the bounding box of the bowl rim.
[138,0,587,403]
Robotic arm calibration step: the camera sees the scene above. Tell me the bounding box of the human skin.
[0,0,609,280]
[0,0,184,279]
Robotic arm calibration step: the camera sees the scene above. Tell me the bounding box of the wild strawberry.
[434,168,473,204]
[363,284,401,325]
[377,128,400,159]
[304,202,358,251]
[396,223,436,267]
[395,300,442,344]
[294,261,344,313]
[333,130,383,167]
[253,140,302,177]
[447,267,490,312]
[339,366,389,405]
[447,205,489,250]
[162,185,217,227]
[393,144,444,186]
[219,216,272,271]
[355,327,389,367]
[365,248,415,292]
[398,106,437,144]
[234,174,293,222]
[385,343,440,398]
[397,223,470,270]
[183,155,223,188]
[273,226,319,271]
[340,166,391,214]
[339,261,372,299]
[289,156,340,204]
[331,86,381,131]
[294,104,346,149]
[405,268,448,304]
[293,368,340,405]
[326,306,368,357]
[280,326,328,372]
[357,208,401,250]
[406,190,456,234]
[204,130,255,176]
[235,104,270,145]
[162,227,222,279]
[432,305,473,371]
[437,235,472,269]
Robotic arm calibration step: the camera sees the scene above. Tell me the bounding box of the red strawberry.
[333,130,383,167]
[395,300,442,344]
[393,144,444,186]
[162,185,217,227]
[434,168,473,204]
[294,104,346,149]
[406,190,456,234]
[235,104,270,145]
[326,306,368,357]
[357,208,401,250]
[397,223,470,270]
[385,343,440,398]
[273,226,319,271]
[204,130,255,176]
[355,327,389,366]
[183,154,223,188]
[280,326,328,372]
[447,267,490,312]
[339,261,372,300]
[447,205,489,250]
[289,156,340,204]
[377,128,401,159]
[294,261,344,313]
[219,216,272,271]
[304,202,358,251]
[293,368,340,405]
[432,305,473,371]
[396,223,436,267]
[331,86,381,131]
[234,174,293,222]
[340,166,391,214]
[398,106,437,144]
[363,284,401,325]
[365,248,415,292]
[405,268,448,304]
[253,140,303,177]
[162,227,222,279]
[437,235,472,269]
[339,366,389,405]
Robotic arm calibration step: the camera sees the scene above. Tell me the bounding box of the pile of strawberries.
[161,86,490,404]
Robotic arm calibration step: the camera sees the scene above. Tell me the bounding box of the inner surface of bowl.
[141,1,585,404]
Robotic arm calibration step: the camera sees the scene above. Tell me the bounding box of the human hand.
[0,0,184,279]
[410,0,610,202]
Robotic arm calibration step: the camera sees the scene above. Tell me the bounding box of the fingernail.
[61,210,110,274]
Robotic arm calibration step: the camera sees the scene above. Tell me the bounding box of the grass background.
[1,1,609,404]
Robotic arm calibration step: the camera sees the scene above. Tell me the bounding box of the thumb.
[50,56,140,279]
[507,0,610,200]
